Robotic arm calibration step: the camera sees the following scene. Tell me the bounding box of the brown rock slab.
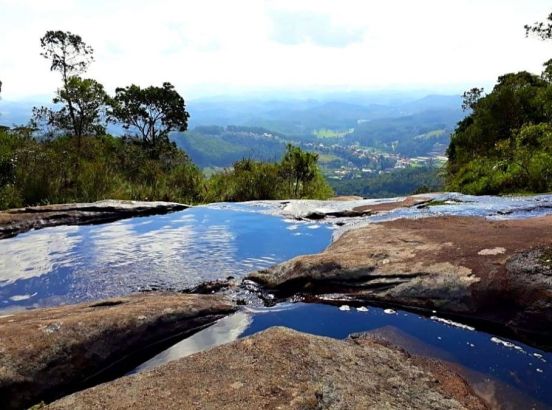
[0,200,188,239]
[47,327,487,410]
[249,215,552,347]
[0,293,235,409]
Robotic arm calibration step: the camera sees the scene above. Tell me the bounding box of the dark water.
[138,303,552,409]
[243,304,552,404]
[0,206,332,310]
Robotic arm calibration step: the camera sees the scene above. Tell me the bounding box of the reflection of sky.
[0,226,81,284]
[132,312,252,373]
[0,207,332,309]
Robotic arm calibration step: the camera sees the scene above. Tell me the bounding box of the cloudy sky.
[0,0,550,100]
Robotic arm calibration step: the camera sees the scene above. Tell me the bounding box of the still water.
[137,303,552,409]
[0,205,332,310]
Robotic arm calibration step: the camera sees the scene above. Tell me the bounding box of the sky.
[0,0,551,101]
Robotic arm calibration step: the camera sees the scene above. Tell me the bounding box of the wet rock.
[0,200,188,239]
[0,292,235,409]
[182,279,237,294]
[278,195,434,220]
[504,247,552,343]
[47,327,486,409]
[248,215,552,348]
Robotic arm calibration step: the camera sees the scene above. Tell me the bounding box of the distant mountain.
[0,100,40,127]
[172,126,287,168]
[3,92,466,171]
[398,94,464,113]
[187,93,464,137]
[346,108,465,156]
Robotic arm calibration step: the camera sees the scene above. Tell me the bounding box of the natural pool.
[1,198,551,408]
[0,205,332,310]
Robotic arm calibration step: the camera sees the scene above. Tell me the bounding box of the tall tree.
[109,82,189,149]
[38,31,95,142]
[32,77,108,138]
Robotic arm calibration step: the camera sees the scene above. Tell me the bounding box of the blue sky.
[0,0,551,100]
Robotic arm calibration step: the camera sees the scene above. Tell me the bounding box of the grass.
[312,128,352,138]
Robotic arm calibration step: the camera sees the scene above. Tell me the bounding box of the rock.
[277,195,433,220]
[0,200,188,239]
[182,278,236,294]
[0,292,235,409]
[46,327,487,409]
[248,215,552,348]
[350,195,432,214]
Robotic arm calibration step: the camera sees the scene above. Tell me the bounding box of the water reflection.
[132,312,252,373]
[0,226,81,285]
[239,303,552,409]
[131,302,552,408]
[0,206,332,309]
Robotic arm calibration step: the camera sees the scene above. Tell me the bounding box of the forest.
[446,13,552,194]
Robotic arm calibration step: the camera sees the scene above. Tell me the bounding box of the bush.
[0,131,332,209]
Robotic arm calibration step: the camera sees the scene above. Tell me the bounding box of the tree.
[280,144,320,198]
[32,77,108,138]
[109,82,189,150]
[525,12,552,40]
[40,30,94,82]
[38,31,95,141]
[542,59,552,82]
[461,87,484,111]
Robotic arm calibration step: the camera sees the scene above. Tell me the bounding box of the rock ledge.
[0,200,188,239]
[0,292,235,409]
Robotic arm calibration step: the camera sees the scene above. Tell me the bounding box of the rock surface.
[0,292,235,409]
[0,200,188,239]
[249,215,552,347]
[274,195,433,220]
[47,327,487,410]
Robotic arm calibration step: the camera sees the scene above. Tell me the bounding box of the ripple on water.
[0,206,332,309]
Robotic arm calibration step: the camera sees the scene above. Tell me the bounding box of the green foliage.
[313,128,351,138]
[330,167,444,198]
[172,126,285,168]
[32,76,108,138]
[280,144,321,198]
[109,82,189,150]
[0,30,334,209]
[0,129,204,207]
[0,129,332,209]
[204,145,333,202]
[38,31,96,141]
[40,30,94,80]
[447,62,552,194]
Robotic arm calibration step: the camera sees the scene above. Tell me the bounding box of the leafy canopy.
[40,30,94,81]
[109,82,190,147]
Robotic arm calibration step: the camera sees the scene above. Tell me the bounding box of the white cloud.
[268,10,366,47]
[0,0,550,100]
